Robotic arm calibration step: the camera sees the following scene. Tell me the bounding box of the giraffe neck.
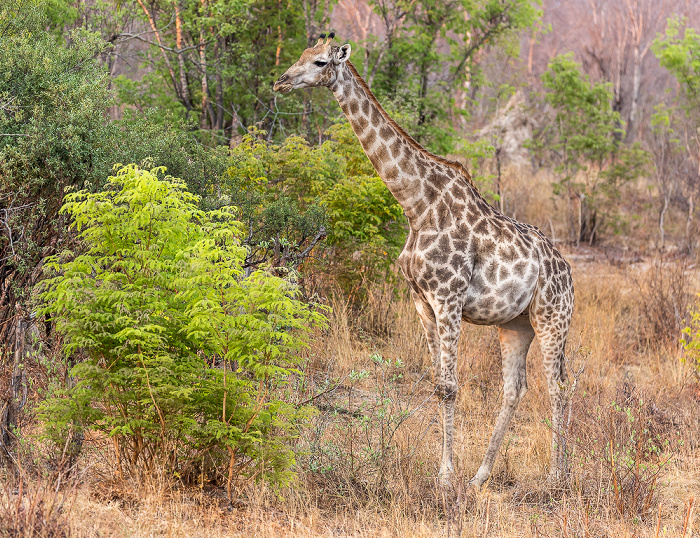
[330,61,478,225]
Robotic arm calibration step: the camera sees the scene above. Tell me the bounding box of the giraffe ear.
[335,44,351,63]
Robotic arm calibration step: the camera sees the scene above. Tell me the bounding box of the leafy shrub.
[682,299,700,383]
[40,165,325,498]
[225,124,407,292]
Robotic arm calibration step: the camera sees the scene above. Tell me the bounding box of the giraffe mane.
[345,60,476,189]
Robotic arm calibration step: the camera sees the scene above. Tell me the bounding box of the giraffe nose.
[273,73,291,93]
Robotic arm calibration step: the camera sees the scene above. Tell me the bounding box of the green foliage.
[40,165,325,490]
[225,129,337,272]
[365,0,540,153]
[682,300,700,382]
[653,17,700,119]
[225,124,407,289]
[323,123,406,274]
[534,54,648,244]
[0,0,117,324]
[0,0,234,335]
[541,54,622,174]
[114,110,230,199]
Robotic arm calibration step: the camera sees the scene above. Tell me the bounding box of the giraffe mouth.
[273,75,294,93]
[273,82,294,93]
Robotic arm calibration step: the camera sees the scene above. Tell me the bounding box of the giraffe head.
[273,33,351,94]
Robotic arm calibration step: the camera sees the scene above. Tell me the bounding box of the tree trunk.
[685,193,695,254]
[0,314,28,465]
[659,190,670,250]
[215,38,224,132]
[627,43,642,142]
[174,3,193,115]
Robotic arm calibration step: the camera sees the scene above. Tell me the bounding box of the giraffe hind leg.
[470,315,535,486]
[533,317,570,483]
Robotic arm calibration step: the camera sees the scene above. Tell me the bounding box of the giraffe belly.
[461,261,538,326]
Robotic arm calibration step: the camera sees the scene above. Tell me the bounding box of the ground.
[2,251,699,537]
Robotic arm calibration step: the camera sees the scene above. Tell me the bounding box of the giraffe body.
[275,36,574,486]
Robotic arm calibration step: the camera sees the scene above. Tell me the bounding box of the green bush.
[225,125,407,291]
[40,165,325,497]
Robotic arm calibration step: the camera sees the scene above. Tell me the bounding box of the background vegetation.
[1,0,699,535]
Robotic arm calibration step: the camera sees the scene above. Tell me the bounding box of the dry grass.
[3,255,700,537]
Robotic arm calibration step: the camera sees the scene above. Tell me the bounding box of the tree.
[0,0,116,361]
[653,16,700,251]
[40,165,325,497]
[361,0,540,152]
[533,54,647,244]
[0,0,234,461]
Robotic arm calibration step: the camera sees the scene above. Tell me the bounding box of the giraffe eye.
[314,60,328,67]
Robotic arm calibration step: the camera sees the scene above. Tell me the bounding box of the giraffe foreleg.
[409,289,441,382]
[410,292,457,485]
[470,315,535,486]
[432,301,462,487]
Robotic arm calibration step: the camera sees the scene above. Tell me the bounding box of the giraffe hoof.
[468,469,489,487]
[438,466,455,488]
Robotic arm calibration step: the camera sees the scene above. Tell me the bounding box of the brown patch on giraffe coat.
[390,138,402,159]
[418,233,439,250]
[424,185,439,204]
[368,146,389,172]
[349,100,359,115]
[399,156,416,176]
[499,266,510,281]
[361,129,376,148]
[473,219,490,236]
[485,260,498,284]
[371,106,382,126]
[451,184,467,201]
[452,238,469,253]
[435,267,454,282]
[428,171,450,190]
[513,261,527,278]
[543,259,552,278]
[450,276,468,293]
[415,158,428,177]
[436,200,452,229]
[379,124,395,140]
[411,199,428,219]
[499,245,519,263]
[354,116,369,133]
[385,166,399,181]
[362,100,370,115]
[450,252,465,270]
[466,208,479,225]
[494,226,514,243]
[501,282,518,302]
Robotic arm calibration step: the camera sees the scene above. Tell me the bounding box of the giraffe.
[274,34,574,487]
